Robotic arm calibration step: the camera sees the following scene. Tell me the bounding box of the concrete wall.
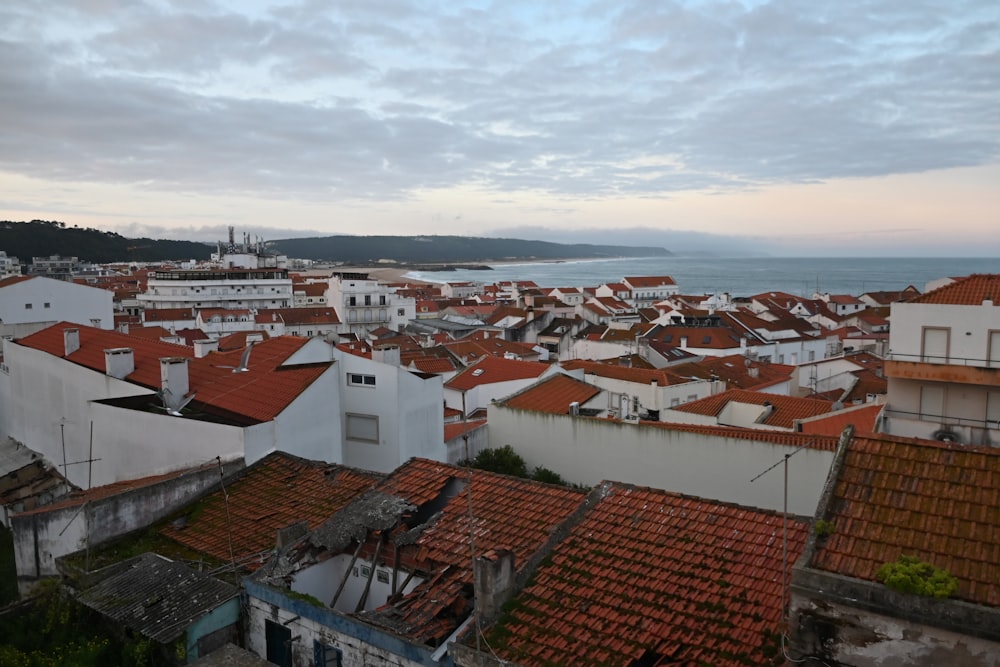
[790,570,1000,667]
[267,367,344,465]
[12,459,241,584]
[890,302,1000,363]
[487,406,835,515]
[244,581,443,667]
[446,424,490,464]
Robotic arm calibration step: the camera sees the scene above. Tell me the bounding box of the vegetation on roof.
[876,555,958,598]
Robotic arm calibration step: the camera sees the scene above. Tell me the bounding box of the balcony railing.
[887,351,1000,369]
[882,407,1000,430]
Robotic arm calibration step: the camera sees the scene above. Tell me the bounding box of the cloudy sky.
[1,0,998,256]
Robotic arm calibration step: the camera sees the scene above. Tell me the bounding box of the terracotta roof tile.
[623,275,677,287]
[798,404,883,436]
[561,359,684,386]
[0,275,34,288]
[812,435,1000,607]
[670,389,834,429]
[445,356,550,391]
[503,374,602,414]
[482,482,809,666]
[160,452,381,571]
[443,419,487,442]
[905,274,1000,306]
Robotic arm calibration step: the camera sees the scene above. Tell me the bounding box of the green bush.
[464,445,528,478]
[876,555,958,598]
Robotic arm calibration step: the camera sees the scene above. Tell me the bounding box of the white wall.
[268,368,344,465]
[0,277,114,333]
[487,406,835,515]
[890,302,1000,363]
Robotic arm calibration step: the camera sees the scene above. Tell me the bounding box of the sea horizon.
[404,255,1000,298]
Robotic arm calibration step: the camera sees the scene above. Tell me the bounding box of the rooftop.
[502,374,602,415]
[904,274,1000,306]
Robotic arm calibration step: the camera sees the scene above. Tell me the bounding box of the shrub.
[465,445,528,478]
[813,520,835,537]
[876,555,958,598]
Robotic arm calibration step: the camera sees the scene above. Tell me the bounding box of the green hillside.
[0,220,213,263]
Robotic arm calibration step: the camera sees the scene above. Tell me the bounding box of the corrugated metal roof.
[76,552,238,643]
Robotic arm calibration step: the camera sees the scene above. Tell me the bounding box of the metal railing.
[887,351,1000,369]
[883,407,1000,430]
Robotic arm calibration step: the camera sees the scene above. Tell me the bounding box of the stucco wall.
[268,367,343,465]
[487,406,834,515]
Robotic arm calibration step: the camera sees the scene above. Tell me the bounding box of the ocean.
[406,256,1000,298]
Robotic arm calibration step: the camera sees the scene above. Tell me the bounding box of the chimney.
[160,357,190,398]
[104,348,135,379]
[474,549,516,622]
[372,344,401,367]
[568,401,580,416]
[118,322,130,335]
[246,333,264,344]
[194,339,219,358]
[63,328,80,356]
[680,336,688,348]
[90,318,102,329]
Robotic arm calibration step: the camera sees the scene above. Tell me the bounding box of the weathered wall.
[488,405,835,515]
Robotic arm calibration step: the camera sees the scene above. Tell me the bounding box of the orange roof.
[0,275,33,288]
[668,354,795,391]
[561,359,685,386]
[905,274,1000,305]
[160,453,381,571]
[670,389,835,429]
[811,435,1000,607]
[443,419,487,442]
[798,403,883,436]
[481,482,809,666]
[623,275,676,287]
[18,323,330,422]
[255,307,340,325]
[142,308,196,323]
[503,374,601,414]
[128,325,173,340]
[364,458,585,643]
[445,356,550,391]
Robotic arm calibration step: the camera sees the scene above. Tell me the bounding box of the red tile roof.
[669,389,835,429]
[811,435,1000,607]
[161,453,382,571]
[443,419,487,442]
[502,374,602,414]
[142,308,196,323]
[18,323,330,422]
[797,403,883,436]
[481,482,809,666]
[561,359,687,386]
[623,275,676,287]
[668,354,795,391]
[905,274,1000,306]
[0,275,33,288]
[365,458,586,643]
[445,356,550,391]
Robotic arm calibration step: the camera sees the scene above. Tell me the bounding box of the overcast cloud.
[1,1,998,253]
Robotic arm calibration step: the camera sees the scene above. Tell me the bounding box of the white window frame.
[348,373,376,387]
[346,413,379,443]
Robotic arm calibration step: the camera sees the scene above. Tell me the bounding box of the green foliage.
[813,519,836,537]
[876,555,958,598]
[465,445,529,478]
[530,465,566,485]
[0,220,212,263]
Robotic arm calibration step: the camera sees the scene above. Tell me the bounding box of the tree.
[465,445,528,477]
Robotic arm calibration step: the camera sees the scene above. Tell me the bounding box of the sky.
[1,0,998,257]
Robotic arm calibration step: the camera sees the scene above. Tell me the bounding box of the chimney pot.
[160,357,190,398]
[104,347,135,379]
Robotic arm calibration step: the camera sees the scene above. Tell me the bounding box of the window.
[43,302,50,308]
[349,296,356,306]
[348,373,376,387]
[314,641,343,667]
[265,620,292,667]
[921,327,950,363]
[398,308,405,317]
[24,303,32,309]
[364,295,371,306]
[346,413,379,443]
[379,295,386,306]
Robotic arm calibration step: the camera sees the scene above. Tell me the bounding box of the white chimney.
[373,345,401,367]
[194,339,219,358]
[160,357,190,398]
[104,348,135,379]
[680,336,688,348]
[246,333,264,344]
[63,328,80,356]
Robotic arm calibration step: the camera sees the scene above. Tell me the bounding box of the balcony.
[885,352,1000,387]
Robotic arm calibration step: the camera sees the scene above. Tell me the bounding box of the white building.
[882,274,1000,445]
[0,275,114,337]
[326,272,416,337]
[137,266,293,311]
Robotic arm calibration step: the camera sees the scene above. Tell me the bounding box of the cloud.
[0,0,996,207]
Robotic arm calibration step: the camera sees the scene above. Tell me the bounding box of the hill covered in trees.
[0,221,670,265]
[269,235,670,264]
[0,220,212,263]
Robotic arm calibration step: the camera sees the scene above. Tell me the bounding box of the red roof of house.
[560,359,688,386]
[365,458,586,643]
[142,308,196,323]
[256,307,340,325]
[797,403,883,436]
[443,419,487,442]
[503,374,601,414]
[0,275,33,288]
[810,434,1000,607]
[905,274,1000,306]
[18,323,330,423]
[445,356,550,391]
[481,482,809,666]
[670,389,835,429]
[160,453,382,571]
[668,354,795,391]
[623,275,676,287]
